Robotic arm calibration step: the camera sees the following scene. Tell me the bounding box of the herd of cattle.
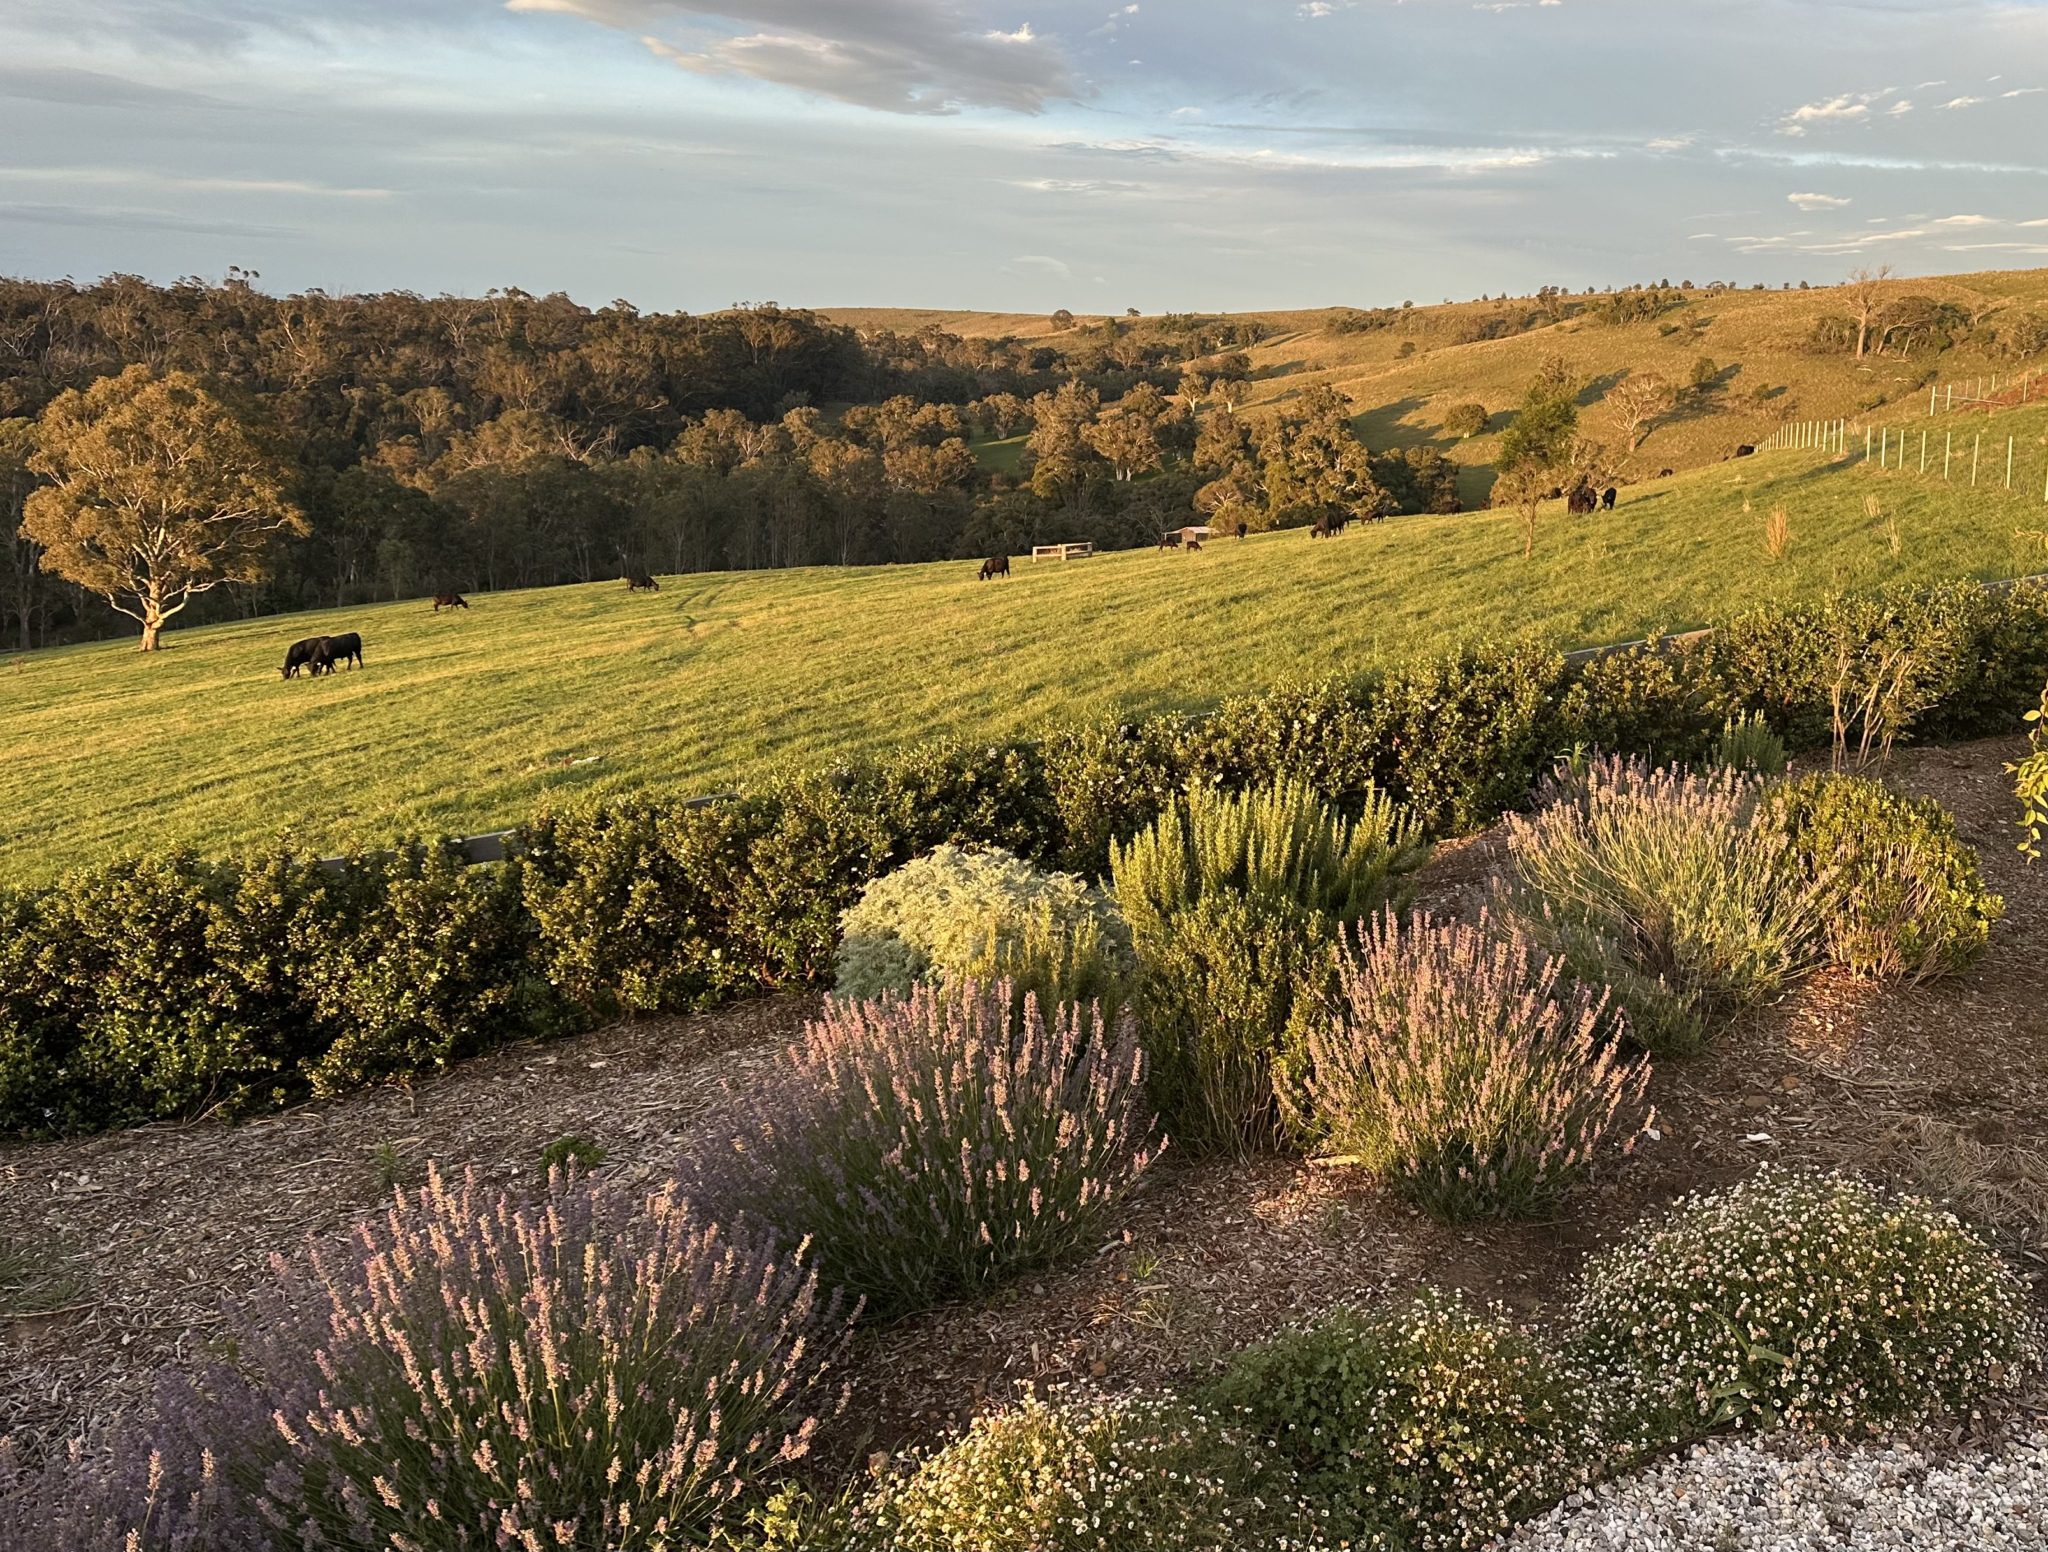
[278,574,667,679]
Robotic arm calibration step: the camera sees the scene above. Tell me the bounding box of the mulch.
[4,736,2045,1461]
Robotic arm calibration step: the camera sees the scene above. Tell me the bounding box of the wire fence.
[1758,416,2048,501]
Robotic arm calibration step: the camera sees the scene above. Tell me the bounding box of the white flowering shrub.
[1204,1291,1625,1550]
[856,1393,1331,1551]
[834,845,1134,1011]
[1574,1168,2038,1439]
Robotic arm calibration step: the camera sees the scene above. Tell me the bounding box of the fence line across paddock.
[1759,414,2048,501]
[327,573,2048,874]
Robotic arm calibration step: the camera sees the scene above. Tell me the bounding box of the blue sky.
[2,0,2045,311]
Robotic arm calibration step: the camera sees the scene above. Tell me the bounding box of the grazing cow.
[1158,531,1183,551]
[316,632,363,673]
[432,592,469,612]
[1732,444,1756,459]
[1657,468,1674,479]
[1328,514,1351,536]
[1566,483,1599,516]
[281,636,326,679]
[1236,520,1249,542]
[1310,517,1332,539]
[1186,538,1203,552]
[625,573,661,593]
[979,555,1011,581]
[1601,487,1618,511]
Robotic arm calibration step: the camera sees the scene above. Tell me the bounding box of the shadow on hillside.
[1351,396,1443,451]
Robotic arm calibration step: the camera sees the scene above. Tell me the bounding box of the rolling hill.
[4,428,2045,886]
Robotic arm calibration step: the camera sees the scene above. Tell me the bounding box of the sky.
[2,0,2046,313]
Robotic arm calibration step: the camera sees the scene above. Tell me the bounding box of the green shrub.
[1129,891,1336,1156]
[1760,774,2001,980]
[857,1393,1320,1552]
[303,843,576,1094]
[1554,638,1723,769]
[1205,1292,1622,1550]
[833,845,1133,1011]
[1712,712,1788,775]
[1499,760,1823,1054]
[1573,1168,2038,1438]
[1286,911,1651,1220]
[696,980,1158,1319]
[1112,780,1426,943]
[539,1132,606,1173]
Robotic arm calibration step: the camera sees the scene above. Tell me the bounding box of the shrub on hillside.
[1573,1168,2038,1438]
[1759,774,2001,981]
[1285,912,1651,1220]
[833,844,1133,1011]
[856,1393,1320,1552]
[695,980,1158,1319]
[1204,1292,1622,1550]
[213,1166,846,1546]
[1499,760,1822,1054]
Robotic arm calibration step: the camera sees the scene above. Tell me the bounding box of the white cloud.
[1934,213,1994,226]
[507,0,1077,115]
[1787,191,1850,211]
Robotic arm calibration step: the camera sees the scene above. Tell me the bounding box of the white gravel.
[1500,1431,2048,1551]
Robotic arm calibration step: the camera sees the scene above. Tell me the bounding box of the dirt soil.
[4,736,2045,1461]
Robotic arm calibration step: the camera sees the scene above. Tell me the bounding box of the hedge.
[4,582,2043,1137]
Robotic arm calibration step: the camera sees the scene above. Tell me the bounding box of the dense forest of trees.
[0,276,1457,648]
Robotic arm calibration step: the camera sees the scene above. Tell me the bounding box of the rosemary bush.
[696,979,1158,1319]
[1286,912,1651,1220]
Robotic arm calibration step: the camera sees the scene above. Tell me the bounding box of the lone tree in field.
[1607,371,1677,452]
[22,366,304,651]
[1846,265,1893,360]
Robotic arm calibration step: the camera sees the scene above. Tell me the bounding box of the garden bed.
[4,735,2044,1471]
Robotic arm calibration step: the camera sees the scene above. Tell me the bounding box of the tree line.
[0,276,1459,650]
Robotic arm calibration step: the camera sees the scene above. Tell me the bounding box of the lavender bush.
[1286,912,1652,1220]
[1499,758,1823,1054]
[0,1427,258,1552]
[696,979,1159,1319]
[213,1166,846,1550]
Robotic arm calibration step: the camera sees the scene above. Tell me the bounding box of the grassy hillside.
[827,270,2048,499]
[4,436,2044,886]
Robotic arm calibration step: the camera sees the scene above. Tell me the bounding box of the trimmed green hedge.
[4,581,2043,1137]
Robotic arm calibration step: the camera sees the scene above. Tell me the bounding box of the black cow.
[281,637,326,679]
[1657,468,1674,479]
[1236,520,1249,542]
[625,573,661,593]
[1158,531,1183,551]
[1185,538,1203,552]
[1328,514,1351,535]
[979,555,1011,581]
[1566,483,1599,516]
[320,632,363,673]
[432,592,469,612]
[1600,487,1618,511]
[1732,444,1756,459]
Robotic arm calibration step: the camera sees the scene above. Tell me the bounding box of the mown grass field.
[4,438,2044,886]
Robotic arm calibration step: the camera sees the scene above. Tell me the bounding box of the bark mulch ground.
[4,736,2043,1461]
